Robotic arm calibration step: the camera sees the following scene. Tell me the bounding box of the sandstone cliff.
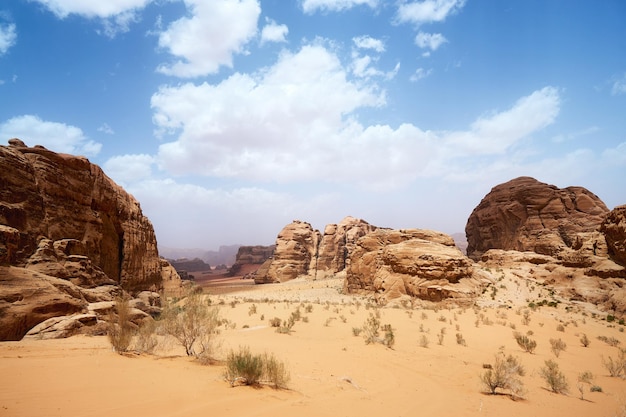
[601,205,626,267]
[229,245,275,276]
[0,139,180,340]
[465,176,609,260]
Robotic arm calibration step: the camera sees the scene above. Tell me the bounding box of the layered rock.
[0,140,162,291]
[601,205,626,267]
[254,221,320,283]
[466,177,610,260]
[229,245,275,276]
[317,216,377,273]
[0,139,181,339]
[344,229,490,303]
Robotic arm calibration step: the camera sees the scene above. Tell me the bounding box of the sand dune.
[1,273,625,417]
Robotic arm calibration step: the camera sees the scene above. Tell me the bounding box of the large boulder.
[344,229,491,303]
[229,245,275,276]
[254,220,320,283]
[466,177,610,260]
[601,205,626,267]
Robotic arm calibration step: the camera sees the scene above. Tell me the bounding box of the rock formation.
[229,245,275,276]
[601,205,626,267]
[254,220,320,283]
[344,229,490,303]
[317,216,377,273]
[0,139,181,339]
[466,176,610,260]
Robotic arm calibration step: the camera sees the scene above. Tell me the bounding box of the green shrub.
[514,332,537,353]
[480,354,525,398]
[540,360,569,394]
[550,338,567,358]
[225,346,264,386]
[107,295,134,354]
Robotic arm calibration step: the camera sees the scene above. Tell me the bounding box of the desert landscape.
[1,140,625,417]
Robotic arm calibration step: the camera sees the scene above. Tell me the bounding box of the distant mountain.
[159,244,241,266]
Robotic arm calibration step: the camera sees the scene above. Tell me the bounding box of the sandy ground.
[2,271,626,417]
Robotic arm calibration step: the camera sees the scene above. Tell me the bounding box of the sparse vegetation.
[480,353,525,399]
[550,338,567,358]
[580,333,590,347]
[456,333,466,347]
[602,348,626,377]
[577,371,594,400]
[540,360,569,394]
[107,294,134,354]
[225,346,290,388]
[514,332,537,354]
[419,334,429,348]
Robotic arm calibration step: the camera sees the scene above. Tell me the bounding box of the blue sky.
[1,0,625,250]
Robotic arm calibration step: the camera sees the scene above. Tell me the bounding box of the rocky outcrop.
[0,139,181,339]
[344,229,491,303]
[169,258,212,273]
[254,221,320,283]
[601,205,626,267]
[229,245,275,276]
[317,216,377,274]
[466,177,610,260]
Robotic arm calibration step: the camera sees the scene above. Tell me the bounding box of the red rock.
[601,205,626,266]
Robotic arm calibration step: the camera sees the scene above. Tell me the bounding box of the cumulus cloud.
[157,0,260,78]
[0,114,101,156]
[30,0,152,18]
[103,154,155,184]
[396,0,465,25]
[0,21,17,55]
[415,31,447,50]
[150,40,563,191]
[353,35,385,52]
[260,18,288,44]
[302,0,379,13]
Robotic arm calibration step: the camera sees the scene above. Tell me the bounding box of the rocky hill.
[0,139,180,340]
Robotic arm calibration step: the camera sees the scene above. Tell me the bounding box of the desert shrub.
[437,328,445,345]
[352,327,362,336]
[248,304,257,316]
[456,333,466,346]
[514,332,537,353]
[419,334,429,348]
[580,333,590,347]
[225,346,264,386]
[550,338,567,358]
[540,360,569,394]
[276,317,295,334]
[521,310,531,325]
[107,295,134,354]
[159,291,220,358]
[382,324,395,348]
[602,348,626,377]
[269,317,282,327]
[134,319,158,354]
[556,324,565,332]
[363,313,381,344]
[262,352,290,389]
[480,353,525,399]
[590,385,603,392]
[598,335,621,347]
[577,371,594,400]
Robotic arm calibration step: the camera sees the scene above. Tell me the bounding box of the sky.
[0,0,625,251]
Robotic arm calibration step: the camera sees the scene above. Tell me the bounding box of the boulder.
[466,177,609,260]
[601,205,626,267]
[24,313,98,340]
[344,229,491,303]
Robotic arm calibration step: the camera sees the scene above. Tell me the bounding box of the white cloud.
[104,154,155,184]
[302,0,379,13]
[611,73,626,95]
[0,114,101,156]
[446,86,561,155]
[98,123,115,135]
[409,67,432,82]
[260,18,288,44]
[353,35,385,52]
[602,142,626,166]
[0,22,16,55]
[415,31,447,50]
[30,0,152,18]
[157,0,261,78]
[396,0,466,25]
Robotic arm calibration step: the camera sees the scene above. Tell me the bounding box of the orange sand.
[1,274,625,417]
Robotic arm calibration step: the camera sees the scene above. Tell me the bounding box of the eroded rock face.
[601,205,626,267]
[466,177,610,260]
[254,221,320,283]
[229,245,275,276]
[317,216,377,274]
[0,141,162,291]
[344,229,491,303]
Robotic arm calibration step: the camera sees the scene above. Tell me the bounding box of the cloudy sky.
[1,0,625,250]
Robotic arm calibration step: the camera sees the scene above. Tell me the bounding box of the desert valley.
[1,139,626,417]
